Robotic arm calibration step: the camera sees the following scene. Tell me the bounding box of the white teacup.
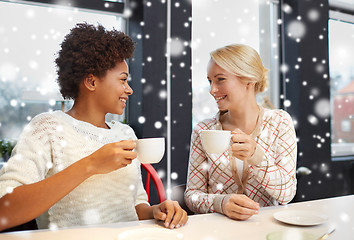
[200,130,231,154]
[135,137,165,164]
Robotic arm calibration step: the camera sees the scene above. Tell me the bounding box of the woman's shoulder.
[27,111,63,127]
[192,115,219,133]
[17,111,64,140]
[263,108,292,121]
[109,121,137,140]
[262,108,294,130]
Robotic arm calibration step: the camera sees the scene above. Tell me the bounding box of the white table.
[2,195,353,240]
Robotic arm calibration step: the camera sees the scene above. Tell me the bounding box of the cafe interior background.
[0,0,353,230]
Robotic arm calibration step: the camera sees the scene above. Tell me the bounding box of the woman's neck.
[220,101,260,135]
[66,101,108,129]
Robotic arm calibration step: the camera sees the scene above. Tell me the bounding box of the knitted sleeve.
[184,123,225,214]
[0,113,54,198]
[250,110,297,204]
[115,123,149,206]
[135,161,149,206]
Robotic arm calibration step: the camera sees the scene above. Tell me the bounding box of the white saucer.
[117,227,184,240]
[273,210,328,226]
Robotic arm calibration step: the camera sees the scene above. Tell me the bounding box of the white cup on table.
[200,130,231,154]
[135,137,165,164]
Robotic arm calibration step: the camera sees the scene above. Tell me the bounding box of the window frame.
[328,7,354,161]
[2,0,125,15]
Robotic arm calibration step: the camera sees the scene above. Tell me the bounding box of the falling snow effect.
[169,38,185,57]
[154,121,162,129]
[138,116,146,124]
[307,9,320,22]
[83,209,101,225]
[308,115,319,125]
[157,169,165,179]
[287,21,306,39]
[171,172,178,180]
[0,0,352,220]
[49,223,58,231]
[6,186,14,194]
[314,98,330,118]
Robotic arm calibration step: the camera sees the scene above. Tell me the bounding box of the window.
[191,0,277,126]
[0,1,125,143]
[328,10,354,159]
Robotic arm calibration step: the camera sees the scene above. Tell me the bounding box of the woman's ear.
[246,82,256,91]
[83,74,96,91]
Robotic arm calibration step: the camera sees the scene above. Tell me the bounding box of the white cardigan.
[0,111,148,229]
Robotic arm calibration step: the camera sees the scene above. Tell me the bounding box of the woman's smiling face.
[207,59,248,111]
[94,61,133,115]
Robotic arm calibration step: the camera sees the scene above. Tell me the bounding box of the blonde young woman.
[185,44,297,220]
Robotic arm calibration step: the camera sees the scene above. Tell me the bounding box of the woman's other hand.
[231,128,257,161]
[85,140,137,175]
[152,200,188,229]
[221,194,260,220]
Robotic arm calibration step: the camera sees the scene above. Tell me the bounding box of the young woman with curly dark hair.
[0,23,187,231]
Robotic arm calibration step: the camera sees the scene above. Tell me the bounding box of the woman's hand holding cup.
[85,140,137,175]
[200,129,256,161]
[230,129,257,161]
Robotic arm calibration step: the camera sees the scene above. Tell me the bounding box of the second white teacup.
[135,137,165,164]
[200,130,231,154]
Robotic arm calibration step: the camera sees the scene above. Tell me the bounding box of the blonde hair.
[210,44,268,93]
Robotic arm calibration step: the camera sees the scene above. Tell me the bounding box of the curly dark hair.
[55,23,136,99]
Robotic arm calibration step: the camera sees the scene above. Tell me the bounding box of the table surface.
[2,195,353,240]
